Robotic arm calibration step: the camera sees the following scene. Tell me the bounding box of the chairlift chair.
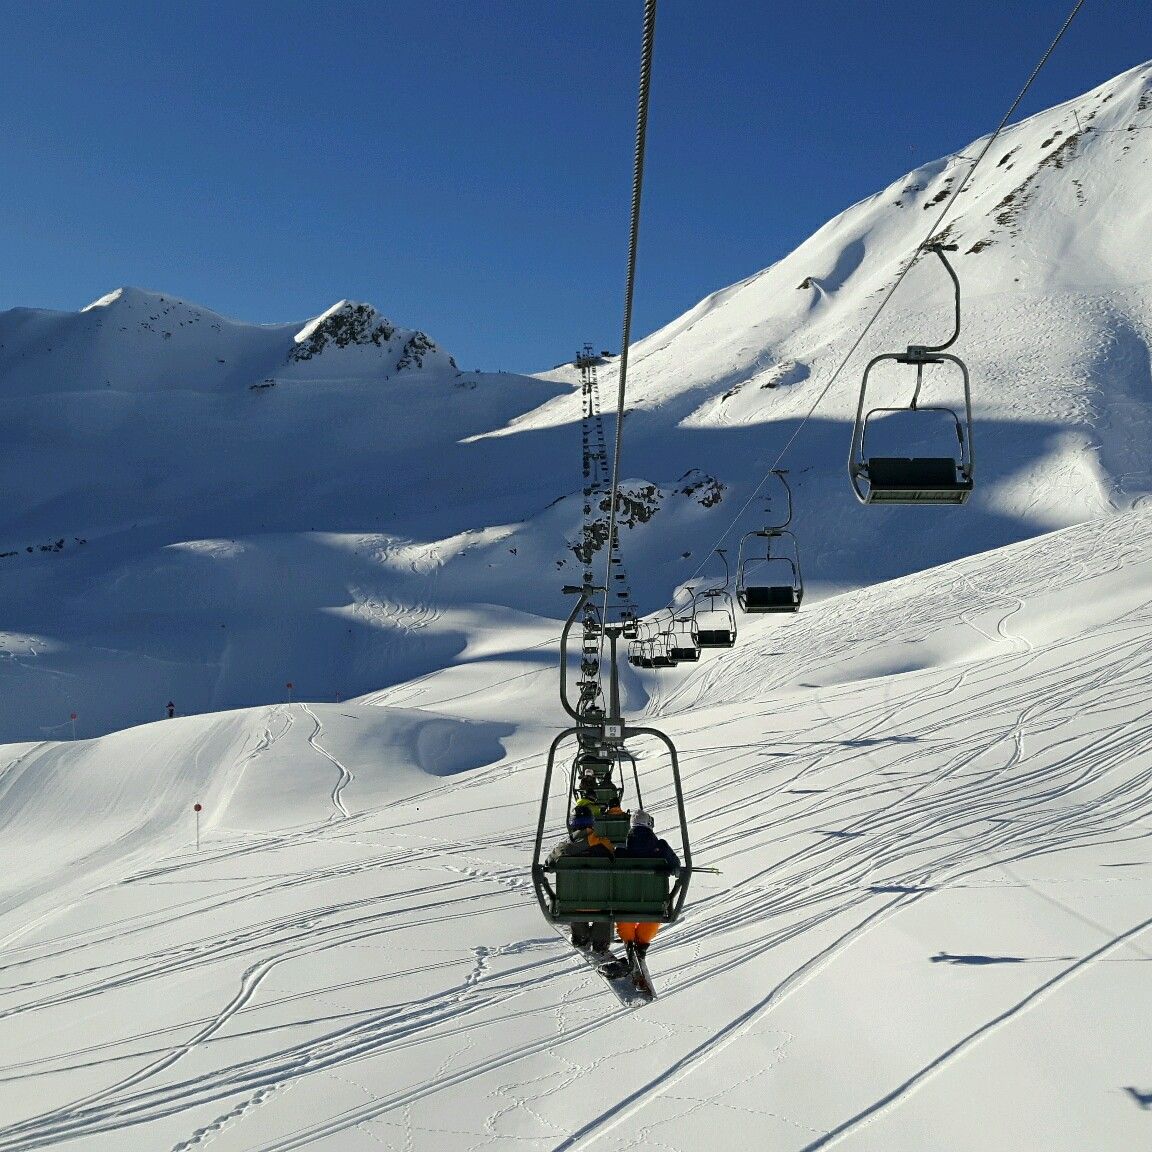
[668,616,701,662]
[569,754,629,843]
[736,530,803,613]
[534,726,691,926]
[649,632,678,668]
[736,470,803,612]
[849,244,974,504]
[634,639,656,669]
[693,588,737,648]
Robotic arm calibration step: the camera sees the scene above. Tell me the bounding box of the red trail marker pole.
[194,803,202,851]
[70,712,77,740]
[286,681,294,704]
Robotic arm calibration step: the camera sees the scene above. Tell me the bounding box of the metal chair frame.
[848,244,975,505]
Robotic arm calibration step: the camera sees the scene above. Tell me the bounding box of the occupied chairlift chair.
[534,586,692,927]
[572,748,634,844]
[849,244,974,505]
[546,737,685,923]
[737,470,804,613]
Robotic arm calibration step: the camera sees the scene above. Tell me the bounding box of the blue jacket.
[621,825,681,873]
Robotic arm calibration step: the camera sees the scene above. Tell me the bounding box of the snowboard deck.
[561,930,655,1006]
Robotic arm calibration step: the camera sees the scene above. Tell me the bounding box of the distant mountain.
[0,289,457,395]
[0,62,1149,740]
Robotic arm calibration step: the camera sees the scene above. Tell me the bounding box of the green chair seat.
[550,855,673,921]
[741,585,800,612]
[589,786,622,806]
[696,628,735,648]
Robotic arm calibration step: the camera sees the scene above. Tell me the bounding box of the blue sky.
[0,1,1146,374]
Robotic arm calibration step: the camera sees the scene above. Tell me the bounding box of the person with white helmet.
[615,809,681,971]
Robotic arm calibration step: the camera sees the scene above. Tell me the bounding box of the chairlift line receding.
[537,0,700,940]
[849,244,975,505]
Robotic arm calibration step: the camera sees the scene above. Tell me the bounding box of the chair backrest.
[742,585,799,611]
[577,755,614,780]
[867,456,964,487]
[593,814,631,843]
[865,457,972,504]
[696,628,735,648]
[551,856,672,921]
[589,785,620,806]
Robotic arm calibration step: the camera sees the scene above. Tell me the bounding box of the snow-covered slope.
[4,67,1150,740]
[11,67,1152,737]
[2,508,1151,1151]
[527,62,1152,597]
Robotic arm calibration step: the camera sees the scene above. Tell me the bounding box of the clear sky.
[0,1,1146,374]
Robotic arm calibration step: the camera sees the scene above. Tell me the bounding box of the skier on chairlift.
[546,802,615,952]
[615,810,680,973]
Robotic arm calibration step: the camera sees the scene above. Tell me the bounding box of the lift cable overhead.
[600,0,658,630]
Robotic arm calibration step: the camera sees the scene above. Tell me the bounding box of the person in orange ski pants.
[615,810,681,965]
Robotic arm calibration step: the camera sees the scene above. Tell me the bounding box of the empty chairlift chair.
[848,244,974,505]
[693,587,737,648]
[668,616,701,661]
[633,640,656,669]
[737,530,803,612]
[649,631,678,668]
[736,470,804,613]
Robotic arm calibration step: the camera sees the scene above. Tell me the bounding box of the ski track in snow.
[2,593,1152,1151]
[299,702,353,819]
[0,856,550,1150]
[350,587,441,636]
[795,910,1152,1150]
[10,596,1146,1149]
[524,514,1152,1149]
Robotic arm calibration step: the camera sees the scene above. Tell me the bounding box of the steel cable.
[600,0,658,631]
